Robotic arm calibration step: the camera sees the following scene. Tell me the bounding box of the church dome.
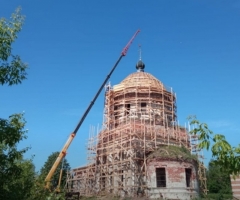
[136,60,145,71]
[113,71,165,91]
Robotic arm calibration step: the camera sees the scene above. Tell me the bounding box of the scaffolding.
[65,126,97,195]
[66,72,193,197]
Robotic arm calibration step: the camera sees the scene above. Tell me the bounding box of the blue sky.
[1,1,240,172]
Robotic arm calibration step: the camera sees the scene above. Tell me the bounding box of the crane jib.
[74,29,140,134]
[73,55,123,134]
[44,29,140,190]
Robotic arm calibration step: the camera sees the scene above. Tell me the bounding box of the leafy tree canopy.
[0,113,28,178]
[0,7,27,85]
[0,114,35,200]
[207,160,232,194]
[189,116,240,176]
[0,8,36,200]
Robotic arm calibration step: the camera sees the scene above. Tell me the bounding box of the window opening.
[125,104,130,109]
[141,102,146,107]
[110,175,113,185]
[101,174,106,189]
[121,170,124,182]
[141,102,146,112]
[103,155,107,164]
[185,168,192,187]
[156,168,166,187]
[125,104,130,115]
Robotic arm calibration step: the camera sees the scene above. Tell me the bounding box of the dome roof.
[113,71,165,91]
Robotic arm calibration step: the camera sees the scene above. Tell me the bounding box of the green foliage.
[207,160,232,195]
[26,177,68,200]
[188,116,240,176]
[0,7,27,85]
[204,193,233,200]
[148,145,197,161]
[0,114,35,200]
[40,152,71,189]
[0,113,28,182]
[25,178,48,200]
[9,159,36,200]
[0,8,36,200]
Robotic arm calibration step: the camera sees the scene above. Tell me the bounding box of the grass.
[147,145,197,162]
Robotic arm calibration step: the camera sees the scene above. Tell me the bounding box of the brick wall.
[231,176,240,199]
[147,160,199,199]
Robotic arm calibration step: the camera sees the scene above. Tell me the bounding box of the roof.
[113,71,165,92]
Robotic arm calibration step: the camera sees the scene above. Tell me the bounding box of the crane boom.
[45,30,140,189]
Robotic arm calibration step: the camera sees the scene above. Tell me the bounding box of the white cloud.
[207,120,240,138]
[208,120,231,129]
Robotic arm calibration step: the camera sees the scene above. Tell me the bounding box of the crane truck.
[45,30,140,192]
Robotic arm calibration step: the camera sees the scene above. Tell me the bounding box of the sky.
[1,1,240,172]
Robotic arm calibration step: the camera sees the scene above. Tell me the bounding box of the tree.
[0,114,35,199]
[0,8,34,200]
[39,152,71,190]
[0,7,27,85]
[207,160,232,194]
[189,116,240,176]
[8,159,36,200]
